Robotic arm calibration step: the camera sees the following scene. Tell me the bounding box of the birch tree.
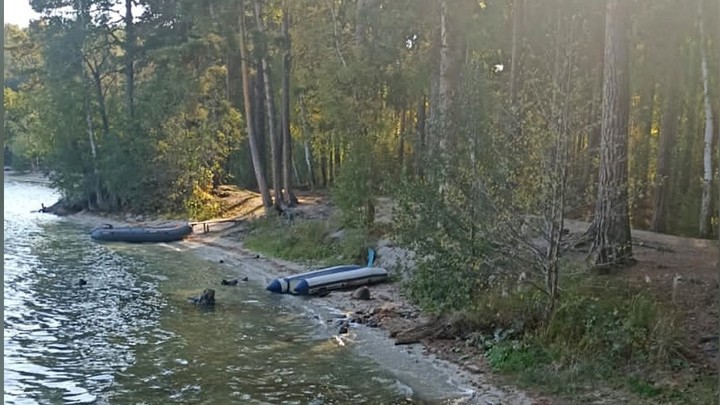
[698,1,714,237]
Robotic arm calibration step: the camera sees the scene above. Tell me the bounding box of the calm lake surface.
[3,180,426,404]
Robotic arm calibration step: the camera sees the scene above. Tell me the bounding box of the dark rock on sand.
[351,286,371,300]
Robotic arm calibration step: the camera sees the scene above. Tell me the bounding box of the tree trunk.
[590,0,633,267]
[416,95,427,179]
[635,81,655,199]
[508,0,522,107]
[238,0,272,209]
[299,94,315,189]
[437,0,450,158]
[253,0,283,208]
[581,19,605,210]
[84,95,104,210]
[281,1,297,205]
[699,8,714,237]
[651,74,678,233]
[505,0,523,140]
[252,71,268,174]
[124,0,134,120]
[398,109,406,177]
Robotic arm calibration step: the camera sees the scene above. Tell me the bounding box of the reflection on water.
[4,180,418,404]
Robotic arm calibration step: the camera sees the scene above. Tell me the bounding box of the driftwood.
[392,314,473,346]
[39,198,84,216]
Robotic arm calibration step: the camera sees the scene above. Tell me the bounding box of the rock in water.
[189,289,216,306]
[351,286,371,300]
[221,279,239,286]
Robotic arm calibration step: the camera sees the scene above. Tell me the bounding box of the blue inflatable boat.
[293,266,388,295]
[266,264,363,294]
[90,223,193,243]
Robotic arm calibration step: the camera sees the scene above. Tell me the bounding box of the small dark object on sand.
[77,279,87,286]
[189,289,216,306]
[219,259,225,264]
[351,286,371,300]
[221,279,239,286]
[337,320,350,335]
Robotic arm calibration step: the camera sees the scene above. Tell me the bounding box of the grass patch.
[452,274,715,403]
[244,215,374,265]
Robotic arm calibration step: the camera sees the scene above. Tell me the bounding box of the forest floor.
[35,179,719,404]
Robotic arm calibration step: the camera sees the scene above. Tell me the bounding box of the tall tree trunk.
[651,72,679,233]
[124,0,134,120]
[505,0,523,139]
[299,94,315,189]
[508,0,522,107]
[238,0,272,209]
[581,18,605,212]
[83,94,103,210]
[699,6,714,237]
[590,0,633,267]
[635,81,655,198]
[416,95,427,179]
[398,109,406,177]
[437,0,450,158]
[281,1,297,205]
[252,72,268,174]
[254,0,282,208]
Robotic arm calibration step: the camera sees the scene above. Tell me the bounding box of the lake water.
[3,180,435,404]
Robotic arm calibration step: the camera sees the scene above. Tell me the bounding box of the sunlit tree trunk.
[437,0,450,159]
[254,0,283,208]
[280,1,297,205]
[299,94,315,189]
[651,68,679,233]
[698,6,714,237]
[124,0,134,120]
[416,95,427,180]
[590,0,633,267]
[238,0,272,209]
[698,2,713,237]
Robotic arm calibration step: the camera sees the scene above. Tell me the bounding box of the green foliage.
[332,140,375,228]
[185,184,223,221]
[244,216,373,265]
[544,288,683,364]
[472,279,693,399]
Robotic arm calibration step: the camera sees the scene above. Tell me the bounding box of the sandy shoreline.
[4,171,53,185]
[58,209,534,404]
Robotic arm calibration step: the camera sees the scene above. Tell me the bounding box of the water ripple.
[5,181,419,405]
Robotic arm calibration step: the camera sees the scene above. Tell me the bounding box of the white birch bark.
[699,10,714,237]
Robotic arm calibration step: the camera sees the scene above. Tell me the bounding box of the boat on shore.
[293,266,388,296]
[266,264,364,294]
[90,222,193,243]
[266,248,378,294]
